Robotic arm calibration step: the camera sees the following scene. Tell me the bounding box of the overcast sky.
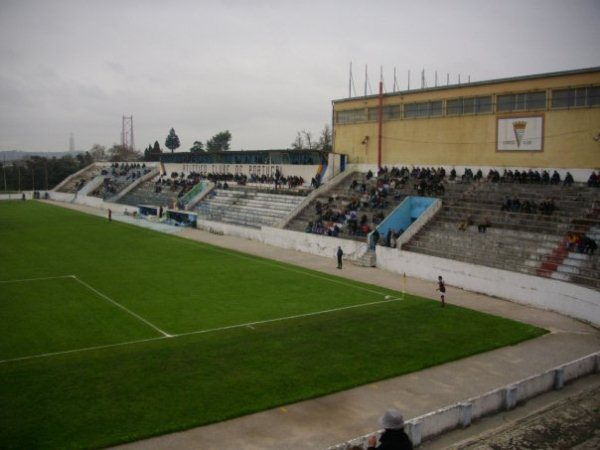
[1,0,598,153]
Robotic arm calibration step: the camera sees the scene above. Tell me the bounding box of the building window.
[368,108,379,121]
[551,86,600,108]
[497,91,547,112]
[367,105,402,121]
[446,96,492,115]
[404,101,443,118]
[336,109,365,124]
[383,105,401,120]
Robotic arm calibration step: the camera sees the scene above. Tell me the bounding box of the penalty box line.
[0,275,75,284]
[0,274,170,338]
[71,275,172,338]
[0,295,404,365]
[175,295,406,338]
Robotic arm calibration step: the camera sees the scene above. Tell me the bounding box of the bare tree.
[317,125,332,152]
[302,130,314,150]
[291,132,304,150]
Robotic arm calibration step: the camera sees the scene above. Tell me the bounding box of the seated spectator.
[458,216,473,231]
[587,171,599,187]
[500,197,512,211]
[541,170,550,184]
[566,232,580,251]
[539,198,555,215]
[521,200,536,214]
[361,223,371,236]
[550,170,561,185]
[582,236,597,255]
[563,172,574,186]
[477,218,491,233]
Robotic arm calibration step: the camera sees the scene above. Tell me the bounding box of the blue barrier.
[368,196,436,249]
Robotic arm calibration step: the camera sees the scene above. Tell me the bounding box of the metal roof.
[332,66,600,104]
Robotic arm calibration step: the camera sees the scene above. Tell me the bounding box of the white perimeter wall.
[4,192,598,326]
[197,218,599,326]
[376,246,600,326]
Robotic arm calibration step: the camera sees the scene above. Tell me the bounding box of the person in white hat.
[367,408,413,449]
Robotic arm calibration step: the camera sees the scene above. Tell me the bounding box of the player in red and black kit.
[437,275,446,307]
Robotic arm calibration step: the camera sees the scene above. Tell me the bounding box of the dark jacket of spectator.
[367,429,413,450]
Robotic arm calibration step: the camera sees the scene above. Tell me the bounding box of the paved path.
[44,201,600,449]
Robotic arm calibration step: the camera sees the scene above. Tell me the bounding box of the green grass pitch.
[0,201,546,449]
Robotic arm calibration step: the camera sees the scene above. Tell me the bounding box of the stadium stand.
[55,164,104,193]
[117,176,180,208]
[402,178,600,289]
[194,187,306,228]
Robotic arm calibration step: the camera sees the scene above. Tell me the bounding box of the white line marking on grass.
[0,296,404,364]
[0,275,75,283]
[0,336,167,365]
[174,296,405,338]
[71,275,172,338]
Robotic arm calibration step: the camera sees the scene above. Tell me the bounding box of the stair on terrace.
[403,182,600,289]
[117,178,181,208]
[55,165,104,193]
[194,188,305,228]
[89,168,151,200]
[285,172,464,242]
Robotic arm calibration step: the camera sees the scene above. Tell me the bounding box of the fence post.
[460,402,473,428]
[554,367,565,390]
[504,385,518,410]
[407,420,422,446]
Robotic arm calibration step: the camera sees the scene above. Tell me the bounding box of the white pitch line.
[71,275,172,338]
[0,335,168,365]
[0,275,75,284]
[174,296,405,338]
[0,296,404,365]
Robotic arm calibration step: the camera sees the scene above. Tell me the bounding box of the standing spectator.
[108,209,112,222]
[336,246,344,269]
[367,408,413,450]
[437,275,446,307]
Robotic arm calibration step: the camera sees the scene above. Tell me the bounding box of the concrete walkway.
[44,201,600,449]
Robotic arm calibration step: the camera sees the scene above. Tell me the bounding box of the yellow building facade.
[332,67,600,170]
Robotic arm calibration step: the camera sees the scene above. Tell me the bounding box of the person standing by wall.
[336,246,344,269]
[437,275,446,307]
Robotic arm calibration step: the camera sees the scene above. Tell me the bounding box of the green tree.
[165,128,181,153]
[190,141,205,153]
[76,152,94,167]
[143,141,163,162]
[89,144,106,161]
[206,130,231,152]
[108,144,141,162]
